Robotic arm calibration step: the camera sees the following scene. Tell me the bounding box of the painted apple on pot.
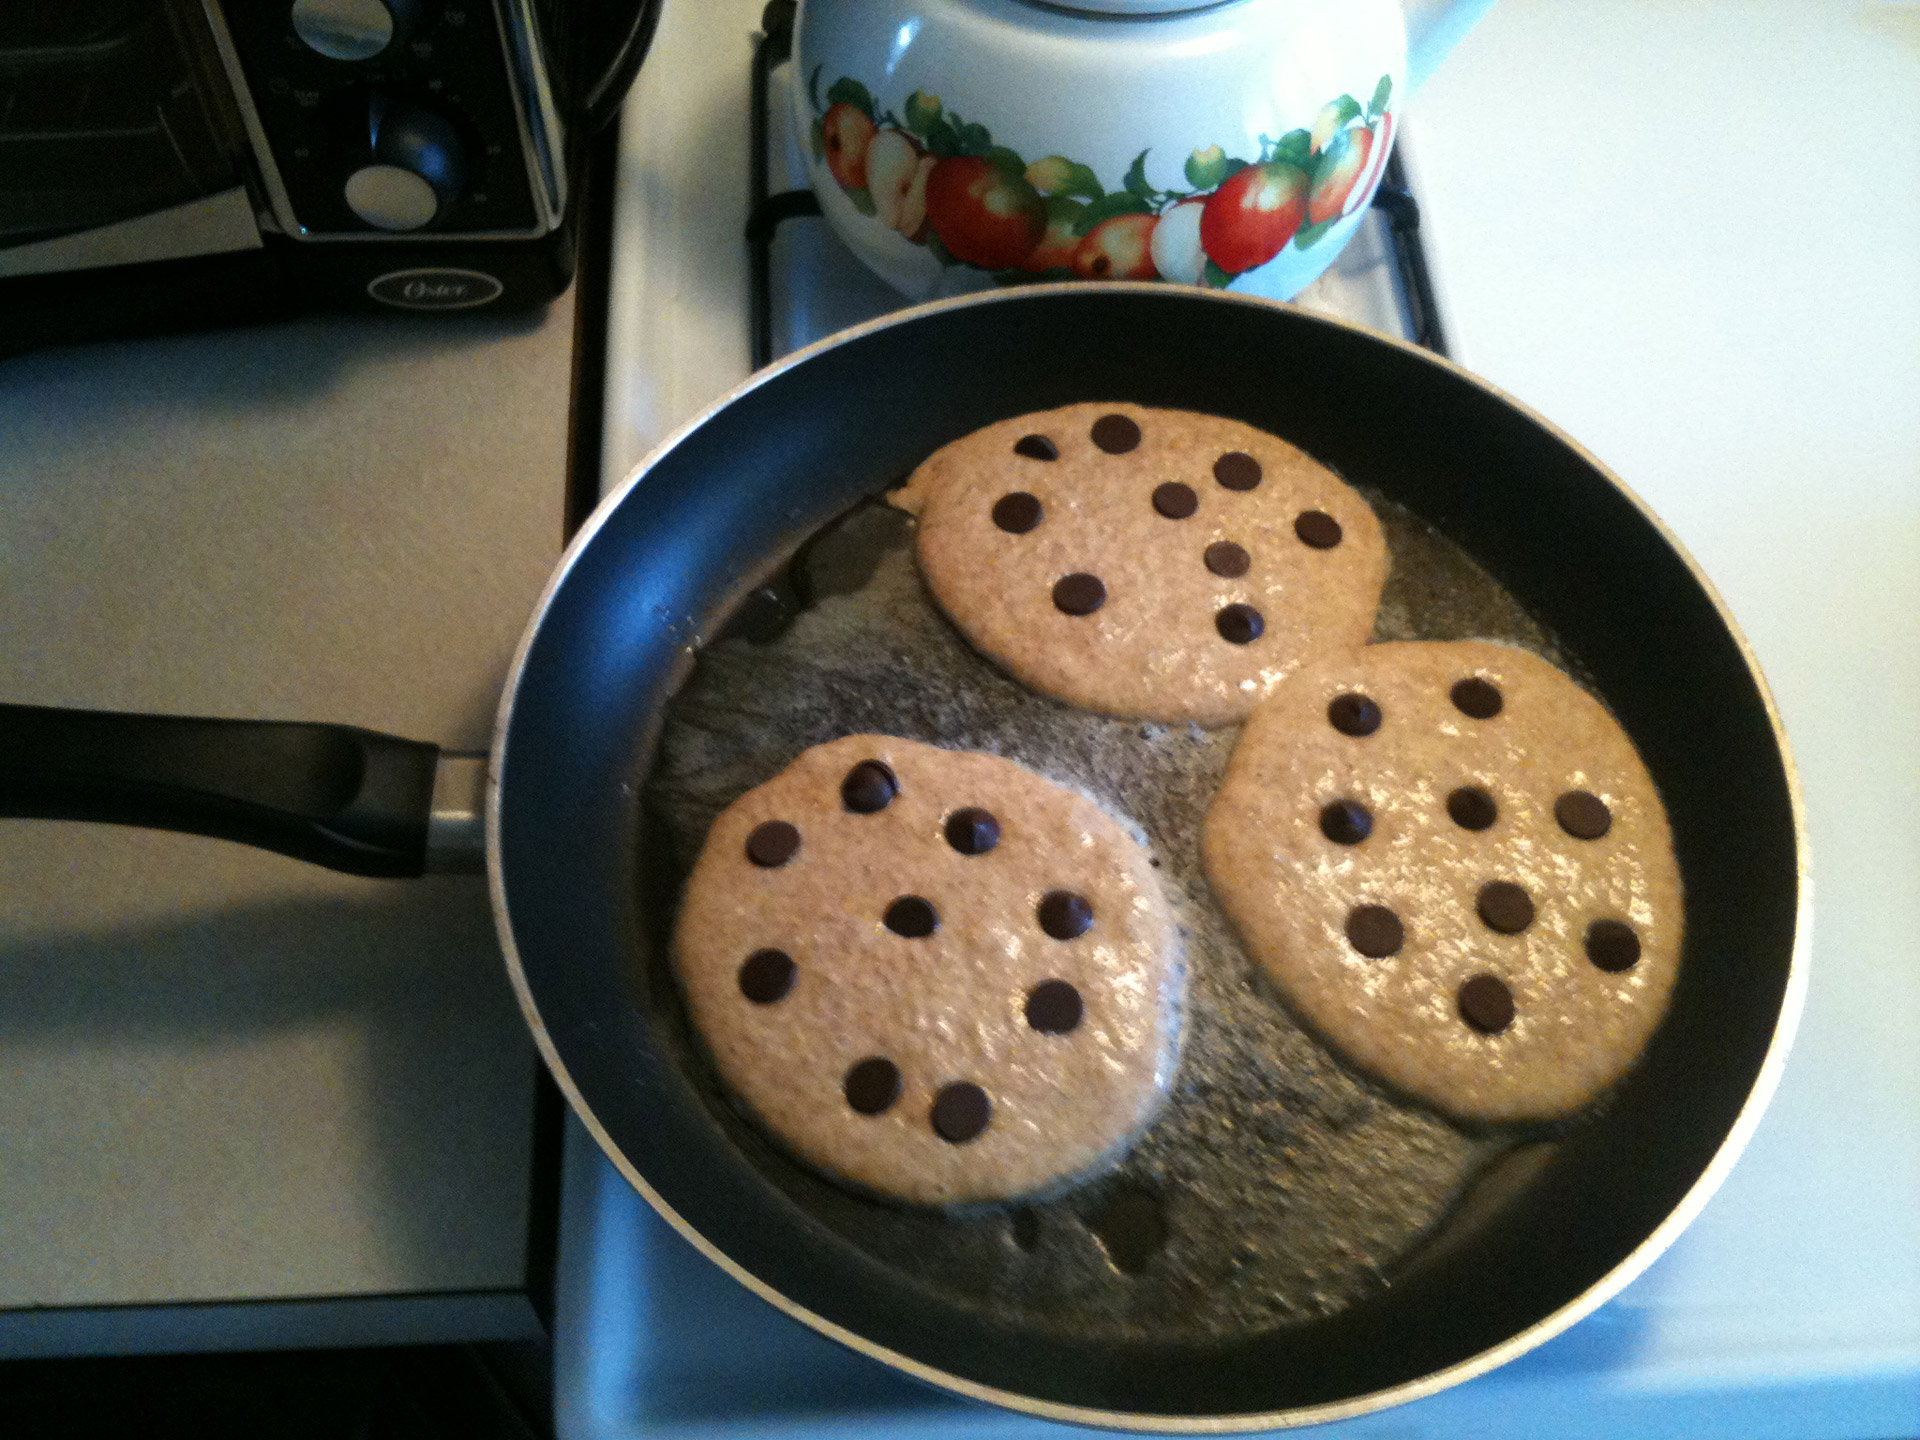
[923,156,1046,270]
[821,102,875,190]
[1307,125,1374,226]
[1353,111,1395,209]
[867,128,935,240]
[1073,213,1157,279]
[1020,203,1086,274]
[1200,160,1309,275]
[807,67,1398,294]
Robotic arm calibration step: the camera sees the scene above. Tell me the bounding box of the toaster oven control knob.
[344,104,464,231]
[291,0,417,61]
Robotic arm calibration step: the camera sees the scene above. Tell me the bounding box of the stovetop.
[556,2,1920,1437]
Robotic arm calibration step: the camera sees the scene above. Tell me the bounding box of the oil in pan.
[641,489,1578,1344]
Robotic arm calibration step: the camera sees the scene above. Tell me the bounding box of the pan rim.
[484,281,1811,1430]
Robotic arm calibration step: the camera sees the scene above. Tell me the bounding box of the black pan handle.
[0,703,445,878]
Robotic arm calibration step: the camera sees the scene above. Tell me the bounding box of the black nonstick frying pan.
[0,286,1805,1429]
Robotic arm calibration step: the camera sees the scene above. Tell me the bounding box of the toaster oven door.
[0,0,260,280]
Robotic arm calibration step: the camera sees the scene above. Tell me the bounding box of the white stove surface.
[561,2,1920,1436]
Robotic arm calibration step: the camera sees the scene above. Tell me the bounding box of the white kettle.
[792,0,1489,301]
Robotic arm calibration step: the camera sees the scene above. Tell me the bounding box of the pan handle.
[0,703,464,878]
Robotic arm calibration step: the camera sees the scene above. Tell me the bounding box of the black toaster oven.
[1,0,661,355]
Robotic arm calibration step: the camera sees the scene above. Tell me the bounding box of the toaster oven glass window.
[0,0,236,250]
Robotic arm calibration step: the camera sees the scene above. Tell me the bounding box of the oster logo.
[367,269,505,310]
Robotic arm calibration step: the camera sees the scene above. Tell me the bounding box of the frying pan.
[0,285,1806,1429]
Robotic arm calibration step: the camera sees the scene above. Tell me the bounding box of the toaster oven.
[0,0,660,355]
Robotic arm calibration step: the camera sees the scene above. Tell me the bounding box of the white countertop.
[0,301,574,1354]
[561,1,1920,1434]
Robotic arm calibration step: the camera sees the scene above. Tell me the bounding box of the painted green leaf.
[1293,217,1338,250]
[904,89,942,135]
[955,120,993,156]
[846,187,877,217]
[922,116,961,158]
[1043,194,1089,228]
[1219,156,1249,183]
[988,147,1027,182]
[1122,149,1154,200]
[1204,259,1236,289]
[1326,95,1362,129]
[1369,74,1393,117]
[825,77,875,119]
[1272,129,1313,170]
[926,233,960,267]
[1184,145,1231,190]
[1073,191,1153,236]
[1028,156,1102,200]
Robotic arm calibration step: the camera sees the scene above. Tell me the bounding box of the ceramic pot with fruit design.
[794,0,1460,303]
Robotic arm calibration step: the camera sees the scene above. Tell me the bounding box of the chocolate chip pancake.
[894,403,1388,725]
[1203,640,1684,1123]
[673,733,1184,1206]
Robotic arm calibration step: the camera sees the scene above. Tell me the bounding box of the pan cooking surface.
[498,290,1800,1416]
[640,484,1590,1343]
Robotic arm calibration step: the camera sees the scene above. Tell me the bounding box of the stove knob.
[344,103,464,231]
[291,0,418,62]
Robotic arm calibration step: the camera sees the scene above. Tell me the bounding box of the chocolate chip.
[1025,979,1084,1034]
[1013,434,1058,461]
[745,820,799,867]
[1585,918,1642,972]
[1152,482,1198,519]
[1204,540,1250,577]
[1447,786,1498,831]
[1319,799,1372,845]
[945,807,1000,855]
[1213,451,1261,490]
[1038,889,1093,940]
[884,895,938,937]
[1477,881,1535,934]
[844,1057,901,1114]
[738,948,796,1003]
[1328,693,1382,736]
[1345,904,1404,957]
[1215,603,1263,644]
[931,1081,991,1143]
[1451,677,1504,719]
[1294,510,1343,548]
[1090,414,1141,454]
[1053,573,1106,615]
[992,491,1043,534]
[1458,975,1515,1034]
[1556,790,1613,840]
[841,760,897,814]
